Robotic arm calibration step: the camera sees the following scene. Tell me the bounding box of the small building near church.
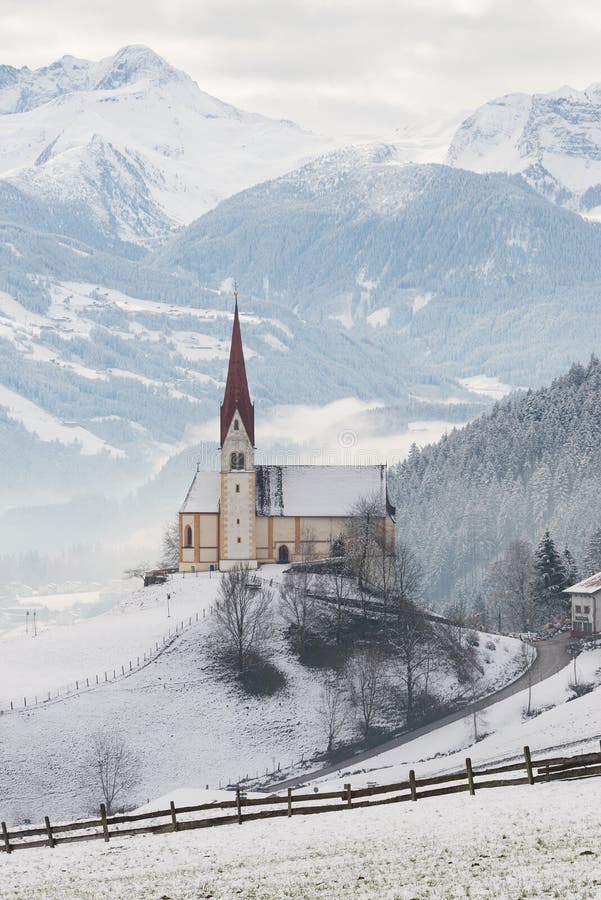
[178,293,396,571]
[563,572,601,635]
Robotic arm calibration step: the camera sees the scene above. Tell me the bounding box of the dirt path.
[267,632,571,790]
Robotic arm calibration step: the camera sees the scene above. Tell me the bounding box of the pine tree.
[583,528,601,576]
[533,530,567,620]
[562,547,578,589]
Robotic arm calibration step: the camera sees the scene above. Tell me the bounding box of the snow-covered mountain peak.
[0,46,333,244]
[0,45,191,115]
[94,44,187,92]
[447,81,601,215]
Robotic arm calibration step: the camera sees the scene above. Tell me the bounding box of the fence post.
[170,801,178,832]
[344,784,352,809]
[524,746,534,785]
[100,803,110,842]
[466,758,475,795]
[44,816,55,848]
[236,787,243,825]
[1,821,11,853]
[287,788,292,818]
[409,770,417,801]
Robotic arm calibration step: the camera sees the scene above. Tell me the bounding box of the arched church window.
[184,525,193,547]
[230,451,245,470]
[234,419,239,431]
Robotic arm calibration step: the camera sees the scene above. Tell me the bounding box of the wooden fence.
[2,745,601,854]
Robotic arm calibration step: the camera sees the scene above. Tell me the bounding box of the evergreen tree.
[583,528,601,576]
[562,547,579,589]
[533,530,567,619]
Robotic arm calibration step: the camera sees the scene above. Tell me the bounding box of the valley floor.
[2,778,600,899]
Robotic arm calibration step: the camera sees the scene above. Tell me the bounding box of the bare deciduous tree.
[395,543,425,607]
[319,675,346,754]
[316,560,352,644]
[390,602,432,727]
[347,648,387,735]
[346,494,384,616]
[520,640,537,716]
[160,519,180,569]
[490,540,536,632]
[123,562,150,583]
[214,565,273,671]
[279,569,318,657]
[91,728,140,815]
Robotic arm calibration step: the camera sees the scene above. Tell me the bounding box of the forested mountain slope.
[389,357,601,607]
[157,146,601,385]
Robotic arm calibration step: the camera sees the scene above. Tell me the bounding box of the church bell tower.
[219,289,257,570]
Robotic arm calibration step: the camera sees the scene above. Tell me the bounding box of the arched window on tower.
[234,419,239,431]
[230,451,245,470]
[184,525,193,547]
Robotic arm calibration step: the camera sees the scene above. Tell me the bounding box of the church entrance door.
[278,545,289,564]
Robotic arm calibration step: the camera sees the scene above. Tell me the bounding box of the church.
[178,293,396,571]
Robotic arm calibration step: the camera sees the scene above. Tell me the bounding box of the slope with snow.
[0,568,527,825]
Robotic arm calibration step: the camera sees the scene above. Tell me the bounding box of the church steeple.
[220,287,255,447]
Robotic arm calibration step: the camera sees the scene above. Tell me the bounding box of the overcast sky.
[3,0,601,136]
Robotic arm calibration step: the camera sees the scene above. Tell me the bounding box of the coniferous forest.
[389,356,601,620]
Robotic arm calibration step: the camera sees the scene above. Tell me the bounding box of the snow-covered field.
[0,573,220,708]
[0,568,527,826]
[2,778,600,899]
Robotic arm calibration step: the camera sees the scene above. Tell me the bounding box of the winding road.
[268,632,571,790]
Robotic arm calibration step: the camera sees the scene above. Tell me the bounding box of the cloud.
[2,0,601,136]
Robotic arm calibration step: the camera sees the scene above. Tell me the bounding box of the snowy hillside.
[0,568,527,825]
[0,45,331,246]
[447,81,601,217]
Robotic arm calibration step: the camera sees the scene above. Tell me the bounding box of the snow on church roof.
[180,471,220,513]
[180,465,394,517]
[255,465,390,517]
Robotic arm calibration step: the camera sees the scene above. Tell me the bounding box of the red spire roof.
[220,293,255,447]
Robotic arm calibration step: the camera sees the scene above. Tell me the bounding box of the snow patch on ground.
[459,374,512,400]
[366,306,390,327]
[0,384,124,456]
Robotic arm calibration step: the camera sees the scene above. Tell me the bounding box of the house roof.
[180,464,395,518]
[220,297,254,447]
[563,572,601,595]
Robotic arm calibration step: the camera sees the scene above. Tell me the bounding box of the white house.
[563,572,601,635]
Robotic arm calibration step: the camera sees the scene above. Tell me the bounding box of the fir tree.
[533,530,567,618]
[562,547,579,589]
[583,528,601,576]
